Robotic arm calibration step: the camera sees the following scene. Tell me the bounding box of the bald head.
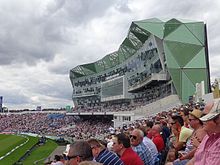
[152,124,161,133]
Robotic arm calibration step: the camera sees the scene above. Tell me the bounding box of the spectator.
[166,109,206,165]
[130,129,157,165]
[146,121,154,139]
[187,100,220,165]
[112,133,144,165]
[66,141,93,165]
[171,116,193,151]
[151,124,165,152]
[87,138,124,165]
[51,155,64,165]
[160,120,171,145]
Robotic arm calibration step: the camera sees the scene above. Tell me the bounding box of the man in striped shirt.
[130,129,158,165]
[87,138,124,165]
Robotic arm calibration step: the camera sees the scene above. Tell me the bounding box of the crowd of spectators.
[0,114,112,141]
[57,99,220,165]
[1,99,220,165]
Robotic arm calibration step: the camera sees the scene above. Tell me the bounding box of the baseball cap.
[200,100,220,122]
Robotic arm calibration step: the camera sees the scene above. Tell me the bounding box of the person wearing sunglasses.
[187,100,220,165]
[130,129,158,165]
[112,133,144,165]
[66,141,93,165]
[166,109,207,165]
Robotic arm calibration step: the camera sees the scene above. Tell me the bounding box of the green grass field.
[22,139,58,165]
[0,134,26,157]
[0,134,38,165]
[0,134,58,165]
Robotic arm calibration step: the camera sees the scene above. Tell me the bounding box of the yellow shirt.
[179,126,193,142]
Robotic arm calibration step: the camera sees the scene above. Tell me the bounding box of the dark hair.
[115,133,130,148]
[172,115,184,126]
[70,141,93,161]
[146,121,154,128]
[181,107,189,116]
[54,155,61,161]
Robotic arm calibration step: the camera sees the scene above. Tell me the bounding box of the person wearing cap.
[166,109,206,165]
[187,100,220,165]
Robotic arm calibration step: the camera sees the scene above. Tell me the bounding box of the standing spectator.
[66,141,93,165]
[87,138,124,165]
[112,133,144,165]
[130,129,157,165]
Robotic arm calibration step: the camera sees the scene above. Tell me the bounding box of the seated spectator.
[171,116,193,151]
[130,129,157,165]
[87,138,124,165]
[51,155,64,165]
[187,100,220,165]
[151,124,165,152]
[66,141,93,165]
[160,120,171,145]
[146,121,154,139]
[166,148,178,163]
[112,133,144,165]
[166,109,206,165]
[179,107,190,128]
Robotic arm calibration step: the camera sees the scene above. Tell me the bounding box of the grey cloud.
[0,0,116,66]
[59,0,115,25]
[0,89,31,106]
[30,79,72,100]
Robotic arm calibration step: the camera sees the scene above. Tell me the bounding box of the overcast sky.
[0,0,220,110]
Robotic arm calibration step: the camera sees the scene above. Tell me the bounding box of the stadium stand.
[69,18,211,127]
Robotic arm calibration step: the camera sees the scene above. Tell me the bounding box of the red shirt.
[152,134,165,152]
[121,147,144,165]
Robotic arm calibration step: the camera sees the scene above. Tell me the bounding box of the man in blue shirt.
[130,129,158,165]
[87,138,124,165]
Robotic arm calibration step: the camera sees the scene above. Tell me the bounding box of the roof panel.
[164,24,203,45]
[134,21,164,39]
[165,41,203,67]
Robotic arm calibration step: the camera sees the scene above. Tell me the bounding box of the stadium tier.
[69,18,211,116]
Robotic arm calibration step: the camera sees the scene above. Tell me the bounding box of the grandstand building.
[69,18,211,127]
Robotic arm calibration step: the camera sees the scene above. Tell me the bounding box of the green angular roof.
[70,18,210,103]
